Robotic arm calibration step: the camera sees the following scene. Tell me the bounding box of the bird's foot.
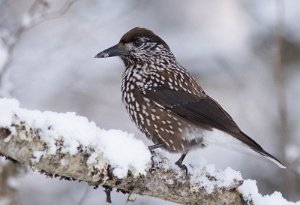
[148,144,163,170]
[175,153,188,175]
[103,185,112,203]
[175,161,188,176]
[148,144,163,155]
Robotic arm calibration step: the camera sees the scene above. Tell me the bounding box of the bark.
[0,123,250,205]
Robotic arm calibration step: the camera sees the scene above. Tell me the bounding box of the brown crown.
[119,27,169,49]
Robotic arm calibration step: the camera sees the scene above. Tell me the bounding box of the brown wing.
[145,87,240,134]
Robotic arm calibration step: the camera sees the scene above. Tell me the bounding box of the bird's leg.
[175,153,188,175]
[148,144,163,154]
[148,144,163,170]
[103,185,112,203]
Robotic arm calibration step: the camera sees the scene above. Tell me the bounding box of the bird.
[95,27,285,172]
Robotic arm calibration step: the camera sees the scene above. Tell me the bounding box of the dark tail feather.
[235,131,286,168]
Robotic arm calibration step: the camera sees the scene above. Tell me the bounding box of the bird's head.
[95,27,173,65]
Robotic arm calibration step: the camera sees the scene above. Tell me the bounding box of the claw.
[175,153,188,175]
[148,144,163,171]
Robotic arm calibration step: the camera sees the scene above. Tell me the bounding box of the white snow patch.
[0,98,151,178]
[189,160,299,205]
[60,159,67,166]
[31,151,45,164]
[0,98,19,127]
[87,152,98,165]
[239,180,300,205]
[190,160,243,194]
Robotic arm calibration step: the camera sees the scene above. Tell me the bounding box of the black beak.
[94,44,128,58]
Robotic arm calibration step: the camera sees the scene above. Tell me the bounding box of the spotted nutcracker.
[95,27,285,171]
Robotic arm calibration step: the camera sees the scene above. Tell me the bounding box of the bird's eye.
[133,39,143,47]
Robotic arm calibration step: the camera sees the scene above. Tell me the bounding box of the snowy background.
[0,0,300,204]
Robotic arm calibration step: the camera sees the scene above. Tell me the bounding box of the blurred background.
[0,0,299,204]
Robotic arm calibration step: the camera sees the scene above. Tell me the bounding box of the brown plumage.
[95,27,285,171]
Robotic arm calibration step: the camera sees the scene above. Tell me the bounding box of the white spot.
[130,93,135,102]
[172,117,178,121]
[143,97,150,102]
[136,82,144,87]
[135,102,140,108]
[146,119,151,126]
[134,73,142,80]
[142,110,149,116]
[151,114,156,120]
[139,113,144,121]
[181,143,185,150]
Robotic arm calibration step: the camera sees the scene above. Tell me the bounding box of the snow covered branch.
[0,98,298,205]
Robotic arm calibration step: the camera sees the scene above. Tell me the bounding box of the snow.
[190,161,243,194]
[239,180,300,205]
[0,98,151,178]
[31,151,45,164]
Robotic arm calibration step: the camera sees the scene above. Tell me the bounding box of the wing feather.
[146,88,239,134]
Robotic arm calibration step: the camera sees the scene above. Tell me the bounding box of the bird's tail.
[235,131,286,169]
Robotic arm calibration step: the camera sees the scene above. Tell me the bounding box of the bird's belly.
[122,91,205,153]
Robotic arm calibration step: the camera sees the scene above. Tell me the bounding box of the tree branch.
[0,127,245,205]
[0,99,248,205]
